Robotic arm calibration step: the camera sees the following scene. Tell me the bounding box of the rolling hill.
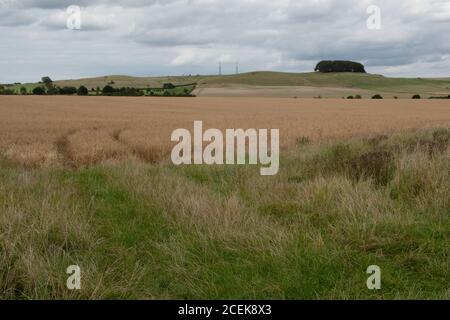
[8,71,450,98]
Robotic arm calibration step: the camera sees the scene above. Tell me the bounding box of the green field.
[1,128,449,299]
[6,72,450,98]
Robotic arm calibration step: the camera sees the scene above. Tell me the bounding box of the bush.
[77,86,89,96]
[163,83,175,89]
[314,60,366,73]
[372,94,383,99]
[0,87,15,95]
[32,87,46,95]
[101,86,143,96]
[102,85,115,95]
[355,95,362,99]
[20,87,27,95]
[412,95,421,99]
[347,96,354,99]
[59,86,77,95]
[46,86,59,95]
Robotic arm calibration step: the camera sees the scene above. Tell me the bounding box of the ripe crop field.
[0,96,449,168]
[0,96,449,299]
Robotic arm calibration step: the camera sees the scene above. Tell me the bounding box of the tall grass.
[0,128,449,299]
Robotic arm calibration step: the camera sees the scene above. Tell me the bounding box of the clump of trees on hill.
[315,60,366,73]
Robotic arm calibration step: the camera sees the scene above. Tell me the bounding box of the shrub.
[372,94,383,99]
[19,87,27,95]
[32,86,45,95]
[0,87,15,95]
[102,85,115,95]
[163,83,175,89]
[59,86,77,95]
[77,86,89,96]
[355,95,362,99]
[412,95,421,99]
[347,96,354,99]
[46,86,59,95]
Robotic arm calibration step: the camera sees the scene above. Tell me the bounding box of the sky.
[1,0,450,83]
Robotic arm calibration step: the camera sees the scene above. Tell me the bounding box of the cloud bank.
[1,0,449,82]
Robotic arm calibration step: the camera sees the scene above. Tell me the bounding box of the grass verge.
[0,128,449,299]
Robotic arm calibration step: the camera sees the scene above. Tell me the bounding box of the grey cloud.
[1,0,450,83]
[0,8,35,26]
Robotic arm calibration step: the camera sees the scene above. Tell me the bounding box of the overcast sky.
[1,0,449,83]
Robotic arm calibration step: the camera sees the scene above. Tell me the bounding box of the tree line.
[0,77,196,97]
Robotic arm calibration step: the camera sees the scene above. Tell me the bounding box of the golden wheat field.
[0,96,449,168]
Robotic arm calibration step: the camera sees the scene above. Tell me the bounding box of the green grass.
[7,72,450,98]
[0,128,449,299]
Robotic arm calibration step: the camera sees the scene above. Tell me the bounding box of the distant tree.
[347,95,354,99]
[102,85,115,95]
[41,76,58,94]
[59,86,77,95]
[372,94,383,99]
[315,60,366,73]
[20,87,27,95]
[47,86,59,95]
[32,86,46,95]
[41,77,53,88]
[77,86,89,96]
[412,94,421,99]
